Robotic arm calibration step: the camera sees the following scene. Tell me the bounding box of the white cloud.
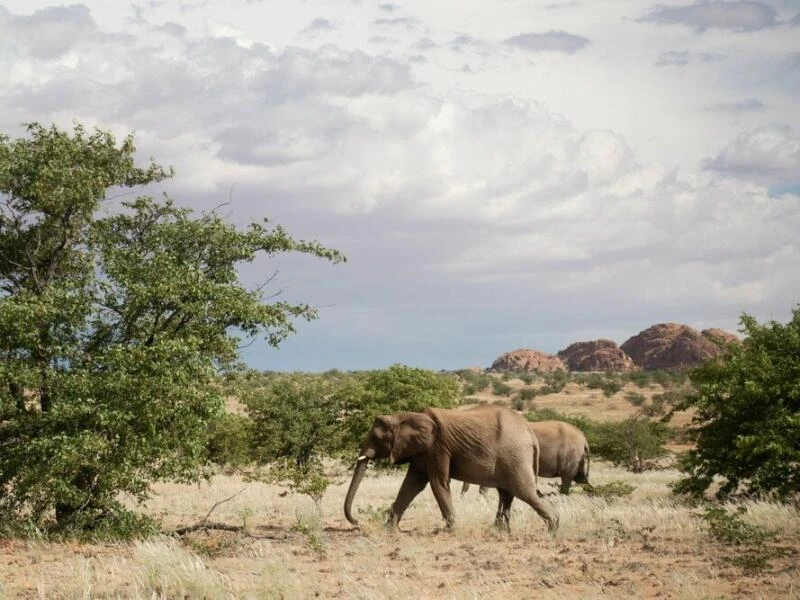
[705,98,764,112]
[503,30,589,54]
[640,1,778,32]
[0,4,96,59]
[1,0,798,369]
[706,124,800,180]
[654,50,725,67]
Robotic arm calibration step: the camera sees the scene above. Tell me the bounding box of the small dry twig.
[170,487,281,539]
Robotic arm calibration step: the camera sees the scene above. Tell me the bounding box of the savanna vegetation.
[0,123,798,598]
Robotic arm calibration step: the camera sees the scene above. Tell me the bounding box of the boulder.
[620,323,736,370]
[557,339,636,372]
[490,349,565,373]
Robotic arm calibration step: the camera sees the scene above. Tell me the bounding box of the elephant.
[343,404,558,533]
[461,420,590,497]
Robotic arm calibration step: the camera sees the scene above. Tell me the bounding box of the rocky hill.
[620,323,737,370]
[490,349,565,373]
[490,323,738,372]
[557,339,637,372]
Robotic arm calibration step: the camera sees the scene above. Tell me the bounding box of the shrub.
[491,380,513,396]
[588,480,635,500]
[205,413,253,469]
[675,309,800,500]
[539,369,568,395]
[625,392,646,407]
[699,504,785,574]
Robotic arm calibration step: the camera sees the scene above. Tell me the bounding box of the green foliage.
[623,370,653,388]
[701,504,772,545]
[625,392,646,407]
[292,512,326,555]
[205,413,254,469]
[675,309,800,500]
[622,369,688,388]
[588,480,635,500]
[590,417,669,471]
[539,369,568,395]
[244,377,343,501]
[491,380,513,396]
[0,123,343,534]
[699,504,785,574]
[581,373,623,397]
[518,387,537,402]
[455,369,491,396]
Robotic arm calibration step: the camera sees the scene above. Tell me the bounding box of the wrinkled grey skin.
[344,405,558,533]
[461,420,590,497]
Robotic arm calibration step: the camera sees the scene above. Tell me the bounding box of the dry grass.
[2,463,798,599]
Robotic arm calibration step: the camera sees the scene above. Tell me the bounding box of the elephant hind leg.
[559,478,572,495]
[494,489,514,532]
[515,488,559,533]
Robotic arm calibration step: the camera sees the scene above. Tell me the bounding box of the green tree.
[0,123,344,533]
[245,377,343,511]
[674,309,800,499]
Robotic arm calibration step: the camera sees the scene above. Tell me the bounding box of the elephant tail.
[575,442,591,485]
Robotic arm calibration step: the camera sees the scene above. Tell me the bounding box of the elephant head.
[343,412,436,526]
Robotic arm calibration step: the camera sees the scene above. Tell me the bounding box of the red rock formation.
[557,339,636,372]
[490,349,565,373]
[620,323,736,370]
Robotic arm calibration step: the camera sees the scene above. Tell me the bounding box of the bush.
[625,392,646,406]
[699,504,785,574]
[588,481,635,500]
[455,369,491,395]
[675,309,800,500]
[539,369,568,395]
[491,380,513,396]
[205,413,253,469]
[624,370,652,388]
[518,388,537,402]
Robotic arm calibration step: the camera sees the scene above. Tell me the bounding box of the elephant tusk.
[357,455,369,462]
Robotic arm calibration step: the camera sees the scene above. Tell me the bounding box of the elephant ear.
[389,412,437,464]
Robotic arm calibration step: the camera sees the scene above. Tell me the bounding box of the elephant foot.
[547,515,560,535]
[383,519,401,533]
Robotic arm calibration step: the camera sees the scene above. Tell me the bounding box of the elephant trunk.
[344,450,374,526]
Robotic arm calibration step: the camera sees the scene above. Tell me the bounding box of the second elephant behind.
[461,420,590,496]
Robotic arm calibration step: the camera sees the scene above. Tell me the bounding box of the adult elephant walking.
[344,404,558,532]
[462,420,590,497]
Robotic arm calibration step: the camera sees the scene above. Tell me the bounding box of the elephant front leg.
[388,467,428,530]
[427,455,455,529]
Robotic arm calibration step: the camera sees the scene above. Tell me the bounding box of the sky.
[1,0,798,372]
